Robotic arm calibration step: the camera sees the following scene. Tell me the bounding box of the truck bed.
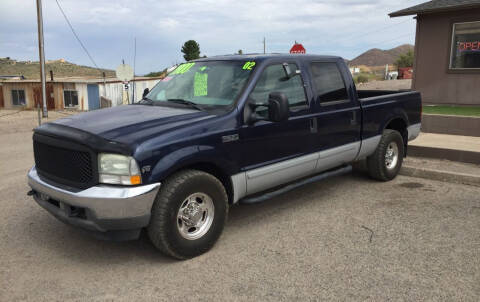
[357,90,422,141]
[357,89,411,99]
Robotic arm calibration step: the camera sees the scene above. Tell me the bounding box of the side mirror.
[268,92,289,122]
[142,88,149,98]
[281,63,300,81]
[246,93,289,125]
[282,63,291,78]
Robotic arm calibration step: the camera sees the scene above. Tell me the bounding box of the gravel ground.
[357,79,412,90]
[1,110,479,301]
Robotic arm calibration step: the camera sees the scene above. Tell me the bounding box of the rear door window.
[310,62,349,104]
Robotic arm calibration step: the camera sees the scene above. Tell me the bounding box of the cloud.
[0,0,423,74]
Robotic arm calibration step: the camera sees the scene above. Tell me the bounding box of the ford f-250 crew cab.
[28,54,421,259]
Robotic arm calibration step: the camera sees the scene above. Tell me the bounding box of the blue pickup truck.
[28,54,421,259]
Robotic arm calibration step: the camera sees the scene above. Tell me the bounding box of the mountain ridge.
[348,44,414,67]
[0,57,115,79]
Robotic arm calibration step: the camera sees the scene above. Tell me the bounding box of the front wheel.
[367,129,404,181]
[147,170,228,259]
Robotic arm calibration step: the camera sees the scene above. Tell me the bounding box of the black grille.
[33,139,96,189]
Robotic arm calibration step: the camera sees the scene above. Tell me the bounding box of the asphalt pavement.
[1,111,479,301]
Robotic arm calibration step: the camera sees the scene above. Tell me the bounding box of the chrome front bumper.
[28,166,160,239]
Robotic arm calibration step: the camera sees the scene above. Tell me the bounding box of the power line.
[351,32,414,52]
[335,18,413,43]
[55,0,100,70]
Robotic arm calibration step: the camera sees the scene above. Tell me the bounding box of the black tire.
[366,129,404,181]
[147,169,228,259]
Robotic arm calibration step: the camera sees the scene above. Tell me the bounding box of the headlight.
[98,153,142,185]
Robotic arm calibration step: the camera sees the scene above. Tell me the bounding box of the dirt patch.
[0,109,78,134]
[357,79,412,91]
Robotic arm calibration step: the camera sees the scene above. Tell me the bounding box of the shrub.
[354,74,369,84]
[395,50,414,68]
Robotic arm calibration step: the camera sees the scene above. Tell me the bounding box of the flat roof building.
[390,0,480,106]
[0,76,162,111]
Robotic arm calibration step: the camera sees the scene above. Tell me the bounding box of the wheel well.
[385,118,408,147]
[173,163,234,204]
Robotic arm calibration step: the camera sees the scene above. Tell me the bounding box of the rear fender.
[380,109,409,136]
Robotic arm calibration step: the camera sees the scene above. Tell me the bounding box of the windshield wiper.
[166,98,204,111]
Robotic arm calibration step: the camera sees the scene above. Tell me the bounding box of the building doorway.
[33,84,55,109]
[0,86,4,108]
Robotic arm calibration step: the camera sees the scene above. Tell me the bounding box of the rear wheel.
[367,129,404,181]
[147,170,228,259]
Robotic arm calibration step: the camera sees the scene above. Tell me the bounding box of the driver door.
[239,62,317,195]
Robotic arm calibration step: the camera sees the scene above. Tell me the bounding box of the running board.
[240,165,352,204]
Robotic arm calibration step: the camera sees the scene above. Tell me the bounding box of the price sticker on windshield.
[242,61,256,70]
[171,62,196,74]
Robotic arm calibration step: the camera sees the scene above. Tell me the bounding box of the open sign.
[458,41,480,51]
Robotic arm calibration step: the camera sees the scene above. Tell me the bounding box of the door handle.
[310,118,317,133]
[350,111,357,125]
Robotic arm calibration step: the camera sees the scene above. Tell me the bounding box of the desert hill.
[349,44,414,67]
[0,57,115,79]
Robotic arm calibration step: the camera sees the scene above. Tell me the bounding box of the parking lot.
[1,110,479,301]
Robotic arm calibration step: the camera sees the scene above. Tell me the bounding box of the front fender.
[147,145,238,183]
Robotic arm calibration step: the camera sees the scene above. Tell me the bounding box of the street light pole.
[36,0,48,118]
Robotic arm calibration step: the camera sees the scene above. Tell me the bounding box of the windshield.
[144,60,255,110]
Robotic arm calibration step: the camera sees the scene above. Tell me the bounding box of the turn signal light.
[130,175,142,185]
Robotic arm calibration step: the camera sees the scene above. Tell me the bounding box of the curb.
[408,145,480,165]
[400,165,480,187]
[421,114,480,137]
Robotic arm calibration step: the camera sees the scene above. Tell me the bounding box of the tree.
[395,50,414,68]
[181,40,201,61]
[237,49,243,55]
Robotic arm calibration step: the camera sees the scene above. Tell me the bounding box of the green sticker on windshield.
[194,72,208,96]
[242,61,255,70]
[171,62,195,74]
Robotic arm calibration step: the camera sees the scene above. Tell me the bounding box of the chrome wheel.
[176,193,214,240]
[385,141,399,170]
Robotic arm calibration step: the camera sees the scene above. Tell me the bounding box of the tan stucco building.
[390,0,480,106]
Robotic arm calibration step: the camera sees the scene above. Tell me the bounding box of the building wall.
[1,82,36,109]
[0,82,83,111]
[129,79,161,103]
[414,9,480,105]
[53,83,64,109]
[98,79,160,107]
[75,83,88,111]
[99,82,124,106]
[1,78,161,111]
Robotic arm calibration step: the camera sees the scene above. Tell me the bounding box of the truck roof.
[193,53,343,63]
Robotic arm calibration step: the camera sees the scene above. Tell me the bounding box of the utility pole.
[263,37,266,54]
[132,37,136,104]
[36,0,48,118]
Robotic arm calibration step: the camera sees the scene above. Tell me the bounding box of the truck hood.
[52,105,214,144]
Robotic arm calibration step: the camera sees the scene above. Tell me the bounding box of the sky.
[0,0,425,75]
